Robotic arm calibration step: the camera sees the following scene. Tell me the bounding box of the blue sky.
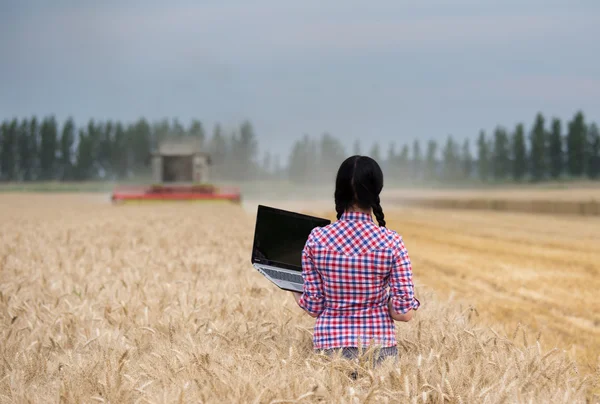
[1,0,599,159]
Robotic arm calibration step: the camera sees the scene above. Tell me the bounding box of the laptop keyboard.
[261,267,303,284]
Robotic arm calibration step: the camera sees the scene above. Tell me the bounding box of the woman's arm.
[388,235,420,322]
[388,297,413,321]
[294,233,325,318]
[291,291,319,317]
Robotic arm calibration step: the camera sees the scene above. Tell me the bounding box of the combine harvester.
[111,138,241,204]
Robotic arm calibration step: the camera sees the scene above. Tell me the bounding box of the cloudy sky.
[1,0,599,158]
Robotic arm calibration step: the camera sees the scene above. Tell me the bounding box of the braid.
[372,197,386,227]
[336,199,352,220]
[335,202,345,220]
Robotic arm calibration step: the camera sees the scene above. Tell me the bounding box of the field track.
[0,194,598,402]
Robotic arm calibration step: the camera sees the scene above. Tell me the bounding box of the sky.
[1,0,599,160]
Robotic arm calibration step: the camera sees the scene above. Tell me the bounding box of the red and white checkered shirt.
[297,211,420,350]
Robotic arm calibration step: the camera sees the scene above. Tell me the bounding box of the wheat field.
[384,187,600,202]
[383,188,600,216]
[0,194,598,403]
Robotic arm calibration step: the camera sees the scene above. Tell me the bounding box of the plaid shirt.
[297,211,420,350]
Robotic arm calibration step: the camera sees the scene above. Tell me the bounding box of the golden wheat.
[384,187,600,202]
[0,194,597,403]
[383,188,600,216]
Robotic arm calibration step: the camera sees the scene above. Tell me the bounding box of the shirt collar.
[339,211,374,222]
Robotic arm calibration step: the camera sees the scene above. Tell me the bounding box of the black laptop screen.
[253,206,330,270]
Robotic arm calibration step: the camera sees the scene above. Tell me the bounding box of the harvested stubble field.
[384,187,600,216]
[0,194,598,403]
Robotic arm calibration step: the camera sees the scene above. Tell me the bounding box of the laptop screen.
[252,205,331,271]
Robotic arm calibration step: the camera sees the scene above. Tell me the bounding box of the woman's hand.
[291,291,302,305]
[388,298,413,322]
[292,291,322,318]
[292,291,319,318]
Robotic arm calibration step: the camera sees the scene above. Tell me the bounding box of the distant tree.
[548,117,563,179]
[586,123,600,179]
[262,151,272,177]
[8,118,19,180]
[511,123,527,181]
[529,113,547,182]
[412,139,422,180]
[75,129,94,180]
[288,135,311,184]
[477,130,490,182]
[28,117,39,179]
[442,135,460,181]
[0,121,4,180]
[152,119,171,149]
[0,119,18,181]
[238,120,259,180]
[84,119,102,179]
[283,135,319,183]
[112,123,128,179]
[97,121,113,176]
[232,128,250,181]
[227,129,240,180]
[425,140,438,181]
[59,117,75,180]
[492,126,510,180]
[369,142,381,163]
[209,124,227,179]
[39,116,59,180]
[566,111,587,177]
[398,144,410,178]
[17,118,32,181]
[386,142,396,164]
[308,136,320,183]
[189,120,205,146]
[385,142,397,180]
[129,118,151,173]
[171,118,185,137]
[288,139,303,183]
[461,138,472,180]
[273,155,282,178]
[319,133,346,181]
[0,122,3,179]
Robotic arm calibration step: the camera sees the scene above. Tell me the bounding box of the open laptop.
[251,205,331,292]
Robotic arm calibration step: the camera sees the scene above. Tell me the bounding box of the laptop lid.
[251,205,331,272]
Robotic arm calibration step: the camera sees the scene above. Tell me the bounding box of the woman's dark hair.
[334,155,386,227]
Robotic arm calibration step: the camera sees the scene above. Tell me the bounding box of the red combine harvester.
[111,138,241,204]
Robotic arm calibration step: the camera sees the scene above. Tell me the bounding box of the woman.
[292,155,420,364]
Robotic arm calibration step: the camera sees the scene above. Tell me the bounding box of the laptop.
[251,205,331,292]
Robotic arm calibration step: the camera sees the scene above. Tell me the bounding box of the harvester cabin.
[151,139,211,184]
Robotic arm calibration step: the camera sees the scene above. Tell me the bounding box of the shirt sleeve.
[389,235,420,314]
[297,231,325,317]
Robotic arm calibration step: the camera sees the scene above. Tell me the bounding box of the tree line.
[0,110,598,184]
[0,117,261,182]
[282,110,600,184]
